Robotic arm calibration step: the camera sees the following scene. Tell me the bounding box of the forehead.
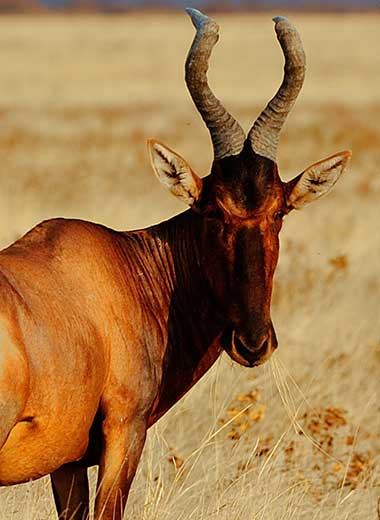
[211,147,285,216]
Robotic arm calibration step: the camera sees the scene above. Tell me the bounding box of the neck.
[124,210,224,425]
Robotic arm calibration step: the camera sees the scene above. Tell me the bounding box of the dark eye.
[274,210,285,221]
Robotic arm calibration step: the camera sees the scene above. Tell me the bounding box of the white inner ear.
[154,144,192,190]
[288,151,351,210]
[149,140,201,206]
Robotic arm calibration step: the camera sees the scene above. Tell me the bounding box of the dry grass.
[0,12,379,520]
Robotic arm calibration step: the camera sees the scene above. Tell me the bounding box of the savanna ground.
[0,11,379,519]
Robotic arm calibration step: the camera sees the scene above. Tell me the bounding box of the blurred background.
[0,0,379,11]
[0,0,379,519]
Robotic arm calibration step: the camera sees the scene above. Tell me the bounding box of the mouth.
[220,326,271,367]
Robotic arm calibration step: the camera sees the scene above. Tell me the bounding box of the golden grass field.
[0,11,379,519]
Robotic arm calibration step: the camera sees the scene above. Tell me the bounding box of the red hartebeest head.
[149,9,351,368]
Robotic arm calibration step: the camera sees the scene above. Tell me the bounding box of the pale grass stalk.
[275,355,314,409]
[215,437,260,502]
[254,481,309,519]
[311,488,338,520]
[138,436,166,520]
[278,483,307,520]
[271,357,342,465]
[339,489,355,505]
[257,429,288,481]
[162,400,257,507]
[334,392,377,514]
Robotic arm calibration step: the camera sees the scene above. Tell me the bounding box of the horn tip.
[185,7,199,15]
[185,7,218,32]
[185,7,198,17]
[273,15,299,36]
[273,16,288,23]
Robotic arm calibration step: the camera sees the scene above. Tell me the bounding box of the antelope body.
[0,9,350,520]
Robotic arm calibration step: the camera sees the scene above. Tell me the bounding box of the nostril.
[256,326,277,353]
[256,336,270,355]
[230,328,276,367]
[239,334,270,355]
[260,338,269,352]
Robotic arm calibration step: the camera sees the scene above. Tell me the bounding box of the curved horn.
[248,16,306,162]
[185,8,245,160]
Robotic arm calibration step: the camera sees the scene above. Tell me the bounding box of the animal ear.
[148,139,202,206]
[285,151,352,210]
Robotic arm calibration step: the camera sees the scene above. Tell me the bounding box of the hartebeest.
[0,8,350,520]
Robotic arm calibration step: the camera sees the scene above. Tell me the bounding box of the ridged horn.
[248,16,306,162]
[185,8,245,160]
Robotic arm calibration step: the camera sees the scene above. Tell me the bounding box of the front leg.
[94,414,148,520]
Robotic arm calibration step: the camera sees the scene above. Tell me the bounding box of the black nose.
[241,324,277,353]
[235,324,277,366]
[233,333,258,361]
